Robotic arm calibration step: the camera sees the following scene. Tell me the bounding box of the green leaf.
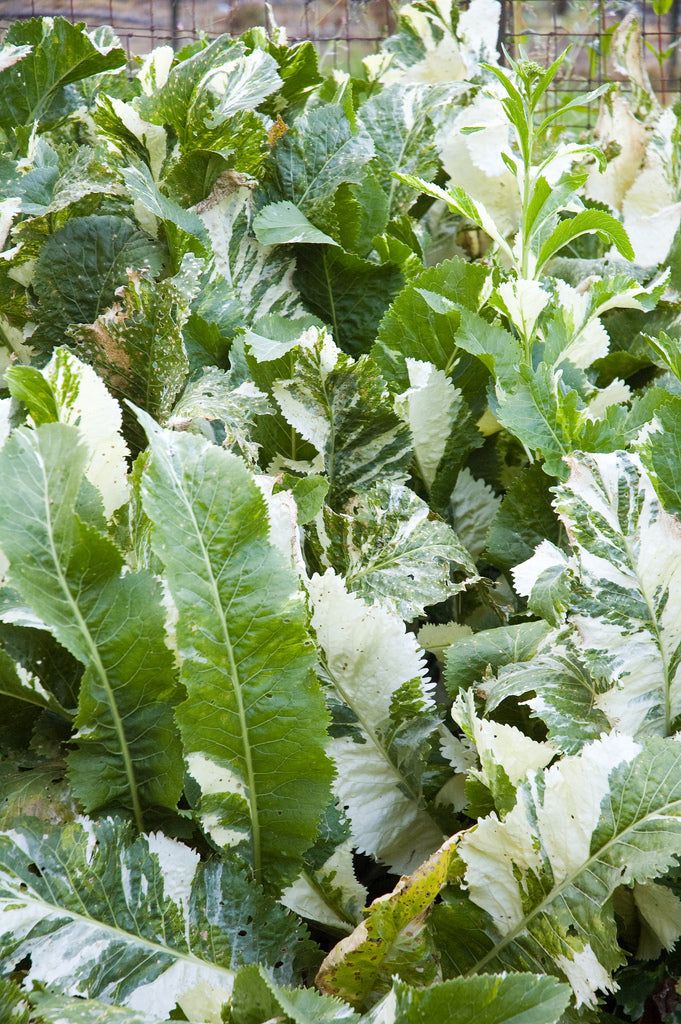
[272,328,412,510]
[69,256,196,449]
[0,423,183,827]
[138,413,333,891]
[437,735,681,1007]
[32,215,163,343]
[444,620,552,697]
[29,992,160,1024]
[121,163,210,263]
[536,210,634,273]
[358,83,460,218]
[7,346,131,520]
[391,973,571,1024]
[229,964,360,1024]
[309,570,445,875]
[485,462,562,571]
[294,245,403,358]
[484,630,611,755]
[253,200,340,247]
[641,395,681,517]
[0,818,315,1018]
[0,17,125,134]
[136,36,244,148]
[372,259,490,401]
[312,481,477,620]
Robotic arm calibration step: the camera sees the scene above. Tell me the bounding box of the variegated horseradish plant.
[3,5,681,1023]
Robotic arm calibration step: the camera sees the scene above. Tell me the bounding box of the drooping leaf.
[138,411,333,891]
[308,570,445,875]
[444,620,552,697]
[316,835,462,1009]
[535,209,635,273]
[0,817,316,1019]
[0,423,183,827]
[483,628,610,756]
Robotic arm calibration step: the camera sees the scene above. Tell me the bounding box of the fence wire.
[0,0,679,98]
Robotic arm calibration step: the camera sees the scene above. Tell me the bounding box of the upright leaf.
[138,412,333,891]
[309,570,445,874]
[0,423,182,827]
[0,18,126,135]
[272,328,413,511]
[549,451,681,737]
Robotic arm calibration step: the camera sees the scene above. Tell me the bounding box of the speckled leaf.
[311,481,476,620]
[138,412,333,891]
[0,818,315,1020]
[69,256,196,447]
[316,835,462,1009]
[272,329,412,510]
[0,423,183,826]
[265,104,374,235]
[309,570,445,874]
[136,35,244,146]
[437,735,681,1008]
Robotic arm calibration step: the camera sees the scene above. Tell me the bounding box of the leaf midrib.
[167,457,262,882]
[38,450,144,831]
[1,877,237,986]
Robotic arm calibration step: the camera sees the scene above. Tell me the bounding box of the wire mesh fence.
[500,1,681,108]
[0,0,397,70]
[0,0,679,100]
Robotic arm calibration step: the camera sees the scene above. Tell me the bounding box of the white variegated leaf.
[0,818,314,1022]
[452,735,681,1007]
[40,347,130,518]
[309,570,445,873]
[554,451,681,737]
